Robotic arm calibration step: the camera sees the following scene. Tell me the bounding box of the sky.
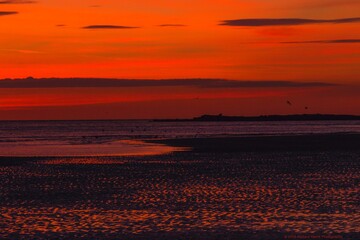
[0,0,359,119]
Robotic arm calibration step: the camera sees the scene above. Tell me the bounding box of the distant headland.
[154,114,360,122]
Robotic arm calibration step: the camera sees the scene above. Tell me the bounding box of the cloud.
[0,11,17,16]
[82,25,139,29]
[281,39,360,44]
[0,0,36,3]
[158,24,187,27]
[220,17,360,27]
[0,78,337,89]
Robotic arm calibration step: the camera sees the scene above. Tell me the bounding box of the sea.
[0,120,359,157]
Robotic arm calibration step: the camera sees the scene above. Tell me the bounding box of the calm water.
[0,120,359,156]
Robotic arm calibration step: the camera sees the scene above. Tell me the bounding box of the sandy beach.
[0,133,359,239]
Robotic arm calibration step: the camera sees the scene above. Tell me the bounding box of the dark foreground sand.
[148,133,360,152]
[0,134,359,239]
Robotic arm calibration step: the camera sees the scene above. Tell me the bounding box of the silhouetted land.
[154,114,360,122]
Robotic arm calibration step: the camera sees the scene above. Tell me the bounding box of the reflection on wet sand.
[1,150,359,239]
[2,207,358,236]
[0,140,185,157]
[41,157,127,165]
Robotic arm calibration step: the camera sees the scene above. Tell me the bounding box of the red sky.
[0,0,359,119]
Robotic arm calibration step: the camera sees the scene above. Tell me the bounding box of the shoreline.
[0,139,183,159]
[0,133,359,162]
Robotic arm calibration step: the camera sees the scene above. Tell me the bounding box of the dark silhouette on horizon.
[154,114,360,122]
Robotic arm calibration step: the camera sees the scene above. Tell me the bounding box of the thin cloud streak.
[0,11,17,15]
[220,17,360,27]
[83,25,139,29]
[158,24,187,27]
[0,78,337,89]
[0,0,35,3]
[281,39,360,44]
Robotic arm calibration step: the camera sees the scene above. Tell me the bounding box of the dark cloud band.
[0,78,336,89]
[220,18,360,27]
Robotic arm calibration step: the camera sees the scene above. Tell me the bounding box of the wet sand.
[0,134,359,239]
[147,133,360,152]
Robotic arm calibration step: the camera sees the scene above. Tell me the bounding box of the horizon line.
[0,113,359,122]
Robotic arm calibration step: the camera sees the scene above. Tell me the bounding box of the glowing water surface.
[0,139,184,157]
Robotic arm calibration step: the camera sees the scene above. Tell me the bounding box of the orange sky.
[0,0,359,119]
